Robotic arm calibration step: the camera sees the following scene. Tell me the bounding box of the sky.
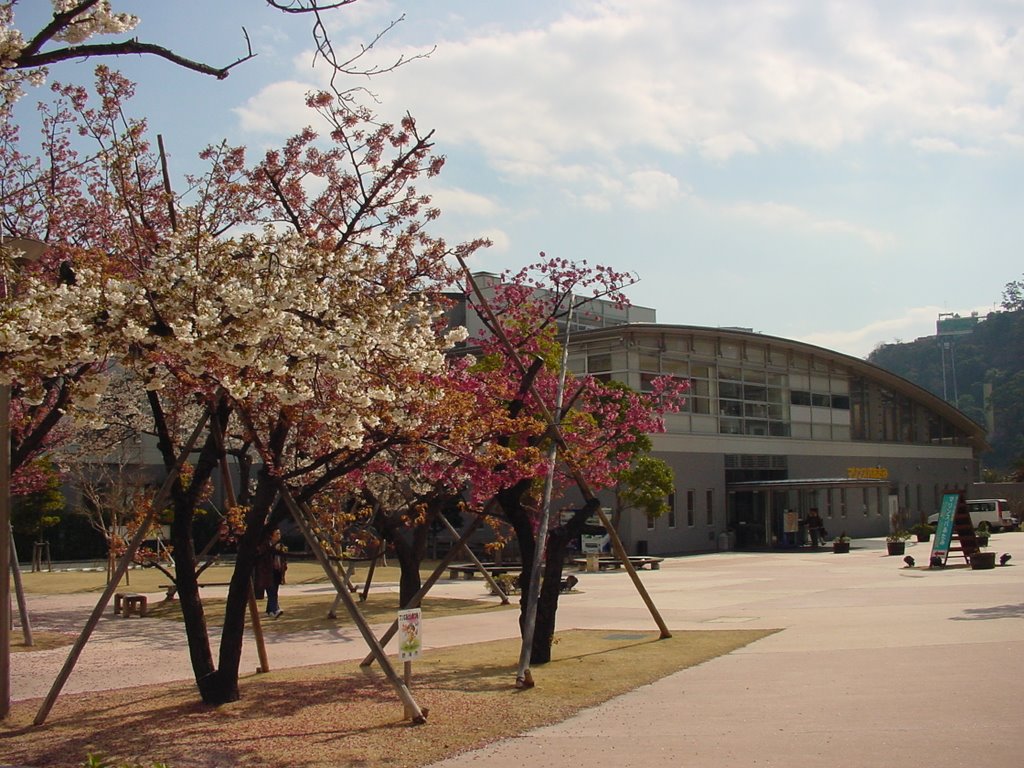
[9,0,1024,359]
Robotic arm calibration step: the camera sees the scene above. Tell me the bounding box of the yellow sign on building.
[847,467,889,480]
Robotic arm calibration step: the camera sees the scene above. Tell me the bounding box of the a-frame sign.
[930,491,979,567]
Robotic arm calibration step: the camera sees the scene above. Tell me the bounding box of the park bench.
[447,562,523,580]
[571,556,664,572]
[487,572,578,596]
[160,582,232,600]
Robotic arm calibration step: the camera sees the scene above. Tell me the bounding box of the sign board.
[847,466,889,480]
[581,534,609,554]
[783,511,799,533]
[930,492,960,563]
[397,608,422,661]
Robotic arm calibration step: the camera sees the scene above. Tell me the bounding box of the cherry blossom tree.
[464,260,688,663]
[1,67,483,704]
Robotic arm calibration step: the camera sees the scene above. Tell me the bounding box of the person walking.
[806,508,825,547]
[254,529,288,618]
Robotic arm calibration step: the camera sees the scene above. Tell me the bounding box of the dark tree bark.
[148,392,231,703]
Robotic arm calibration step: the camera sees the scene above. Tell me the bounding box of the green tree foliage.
[11,458,64,540]
[1002,274,1024,311]
[617,455,675,519]
[867,308,1024,473]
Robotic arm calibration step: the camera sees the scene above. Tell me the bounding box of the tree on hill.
[1002,273,1023,311]
[867,285,1024,474]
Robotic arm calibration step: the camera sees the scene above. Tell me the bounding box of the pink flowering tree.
[465,259,688,663]
[0,68,483,704]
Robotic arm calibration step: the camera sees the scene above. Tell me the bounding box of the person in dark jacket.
[254,529,288,618]
[806,508,825,548]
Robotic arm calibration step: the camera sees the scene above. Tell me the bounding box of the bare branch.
[265,1,360,12]
[14,39,255,80]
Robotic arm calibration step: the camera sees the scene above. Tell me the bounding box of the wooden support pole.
[360,513,485,667]
[595,506,671,639]
[249,587,271,673]
[437,513,508,604]
[9,532,31,646]
[33,408,212,726]
[360,544,380,602]
[277,483,426,723]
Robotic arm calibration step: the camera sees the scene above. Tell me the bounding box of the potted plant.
[886,530,912,556]
[970,550,996,570]
[975,521,990,547]
[910,522,935,543]
[832,532,851,554]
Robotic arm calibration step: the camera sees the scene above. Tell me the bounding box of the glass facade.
[570,329,976,448]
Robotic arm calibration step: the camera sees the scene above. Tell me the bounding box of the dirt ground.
[2,628,772,768]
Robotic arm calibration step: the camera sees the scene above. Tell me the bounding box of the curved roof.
[570,323,989,452]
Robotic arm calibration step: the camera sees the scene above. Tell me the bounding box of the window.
[667,493,676,528]
[705,489,714,525]
[587,353,612,373]
[687,490,695,527]
[646,514,655,530]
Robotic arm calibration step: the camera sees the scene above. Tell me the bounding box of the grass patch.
[10,631,75,653]
[17,560,443,596]
[146,591,516,634]
[1,628,776,768]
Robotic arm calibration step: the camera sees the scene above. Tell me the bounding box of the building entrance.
[728,478,890,549]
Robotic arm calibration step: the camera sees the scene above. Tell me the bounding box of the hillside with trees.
[867,276,1024,477]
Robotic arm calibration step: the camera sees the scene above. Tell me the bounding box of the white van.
[928,499,1019,532]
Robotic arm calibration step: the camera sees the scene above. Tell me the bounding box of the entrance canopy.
[727,478,891,493]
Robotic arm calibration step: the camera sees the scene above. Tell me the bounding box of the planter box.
[915,533,931,542]
[833,542,850,554]
[886,541,906,556]
[970,551,996,570]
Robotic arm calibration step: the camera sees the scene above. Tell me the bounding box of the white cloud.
[237,1,1024,202]
[724,201,896,251]
[796,304,994,359]
[234,80,319,135]
[429,186,502,217]
[624,170,682,209]
[911,136,988,156]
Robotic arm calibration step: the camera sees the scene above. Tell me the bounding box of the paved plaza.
[9,534,1024,767]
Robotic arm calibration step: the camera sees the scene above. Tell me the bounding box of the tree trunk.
[377,510,424,608]
[531,525,573,664]
[170,495,219,700]
[209,466,279,704]
[495,481,538,639]
[499,495,594,665]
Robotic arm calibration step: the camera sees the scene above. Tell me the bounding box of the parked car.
[928,498,1019,532]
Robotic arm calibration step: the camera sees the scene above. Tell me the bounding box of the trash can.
[635,540,648,556]
[718,532,731,551]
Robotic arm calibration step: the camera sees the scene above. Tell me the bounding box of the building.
[565,322,988,554]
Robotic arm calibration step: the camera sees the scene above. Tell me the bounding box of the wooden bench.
[571,556,665,572]
[447,563,523,580]
[114,592,148,617]
[487,572,577,596]
[160,582,232,600]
